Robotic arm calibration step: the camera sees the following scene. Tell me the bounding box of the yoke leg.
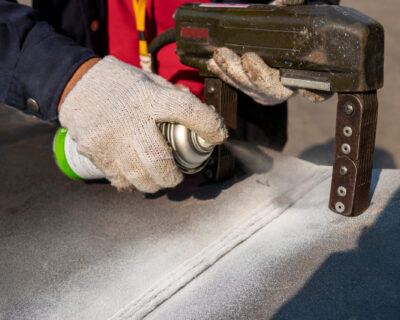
[203,78,237,181]
[329,92,378,216]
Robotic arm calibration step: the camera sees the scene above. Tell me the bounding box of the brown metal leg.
[203,78,237,181]
[329,92,378,216]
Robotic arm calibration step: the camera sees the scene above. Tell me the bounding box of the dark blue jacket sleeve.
[0,0,98,120]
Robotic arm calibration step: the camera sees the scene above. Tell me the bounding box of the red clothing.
[107,0,209,98]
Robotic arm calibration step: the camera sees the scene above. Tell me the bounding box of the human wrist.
[57,57,101,112]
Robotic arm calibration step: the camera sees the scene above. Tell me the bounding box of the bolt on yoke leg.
[330,92,378,216]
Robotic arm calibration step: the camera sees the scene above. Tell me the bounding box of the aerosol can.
[53,124,214,180]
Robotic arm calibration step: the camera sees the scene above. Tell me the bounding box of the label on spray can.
[53,128,104,180]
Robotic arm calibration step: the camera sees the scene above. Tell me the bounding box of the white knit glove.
[59,56,228,193]
[207,48,330,106]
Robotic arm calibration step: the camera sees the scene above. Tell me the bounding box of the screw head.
[337,186,347,197]
[26,98,40,113]
[345,104,354,115]
[339,165,348,176]
[341,143,351,155]
[343,126,353,137]
[335,202,345,213]
[207,86,215,94]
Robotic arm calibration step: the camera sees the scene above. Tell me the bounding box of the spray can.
[53,124,214,180]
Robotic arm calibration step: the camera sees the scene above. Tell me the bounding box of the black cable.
[147,27,176,74]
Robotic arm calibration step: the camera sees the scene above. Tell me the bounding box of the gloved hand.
[207,48,330,106]
[59,56,227,193]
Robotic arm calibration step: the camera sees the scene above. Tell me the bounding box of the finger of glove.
[132,124,184,189]
[109,173,136,192]
[207,58,270,107]
[298,89,333,103]
[122,167,162,194]
[241,52,294,103]
[211,48,256,91]
[207,58,242,89]
[154,89,228,145]
[210,49,294,106]
[251,94,290,106]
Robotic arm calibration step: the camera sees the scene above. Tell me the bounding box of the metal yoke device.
[174,3,384,216]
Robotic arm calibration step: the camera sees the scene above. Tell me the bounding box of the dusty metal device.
[174,3,384,216]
